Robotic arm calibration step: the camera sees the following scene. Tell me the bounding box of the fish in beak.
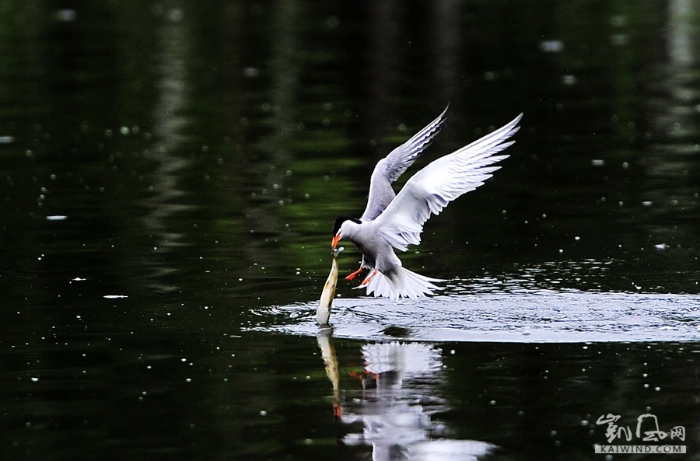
[317,246,344,326]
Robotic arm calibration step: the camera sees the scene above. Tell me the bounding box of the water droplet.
[243,67,259,78]
[562,74,576,85]
[539,40,564,53]
[56,9,77,22]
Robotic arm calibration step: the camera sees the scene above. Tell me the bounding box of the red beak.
[331,233,341,249]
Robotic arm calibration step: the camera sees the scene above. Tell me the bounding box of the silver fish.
[317,247,343,326]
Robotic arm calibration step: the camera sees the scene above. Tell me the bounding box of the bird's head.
[331,217,361,248]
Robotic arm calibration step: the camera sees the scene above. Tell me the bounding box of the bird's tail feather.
[355,267,443,300]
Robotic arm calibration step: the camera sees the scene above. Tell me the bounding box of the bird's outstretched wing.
[372,113,523,251]
[361,105,449,221]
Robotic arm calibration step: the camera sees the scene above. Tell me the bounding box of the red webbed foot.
[361,269,378,286]
[345,266,364,281]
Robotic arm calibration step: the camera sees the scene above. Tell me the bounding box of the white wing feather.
[361,105,449,221]
[383,104,450,183]
[372,113,523,251]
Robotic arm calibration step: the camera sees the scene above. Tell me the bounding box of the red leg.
[361,269,378,286]
[333,403,343,420]
[345,266,364,281]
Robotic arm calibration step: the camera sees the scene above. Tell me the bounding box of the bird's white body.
[333,107,522,300]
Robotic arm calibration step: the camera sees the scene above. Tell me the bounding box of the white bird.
[331,106,522,300]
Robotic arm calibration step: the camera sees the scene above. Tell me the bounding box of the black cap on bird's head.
[331,217,361,248]
[332,216,361,236]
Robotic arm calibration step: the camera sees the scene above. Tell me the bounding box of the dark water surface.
[1,1,700,460]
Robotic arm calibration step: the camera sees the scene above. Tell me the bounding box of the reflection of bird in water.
[331,108,522,300]
[318,339,496,461]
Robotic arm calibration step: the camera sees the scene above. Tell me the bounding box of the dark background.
[0,1,699,460]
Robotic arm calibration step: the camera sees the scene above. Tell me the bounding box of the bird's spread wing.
[361,105,449,221]
[372,113,523,251]
[382,105,450,183]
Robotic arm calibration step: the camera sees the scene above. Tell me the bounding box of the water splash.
[255,290,700,343]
